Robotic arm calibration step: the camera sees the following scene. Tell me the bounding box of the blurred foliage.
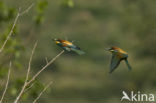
[0,1,19,80]
[34,0,48,25]
[0,1,48,102]
[61,0,74,8]
[0,0,156,103]
[0,1,15,22]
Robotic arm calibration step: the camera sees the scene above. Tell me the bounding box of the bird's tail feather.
[125,59,132,70]
[75,50,85,55]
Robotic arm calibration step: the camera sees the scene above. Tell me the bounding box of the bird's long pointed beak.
[52,38,57,41]
[52,38,60,44]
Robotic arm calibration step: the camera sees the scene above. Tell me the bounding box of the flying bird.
[107,46,132,73]
[53,38,85,55]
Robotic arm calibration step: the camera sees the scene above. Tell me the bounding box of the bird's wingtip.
[78,51,85,55]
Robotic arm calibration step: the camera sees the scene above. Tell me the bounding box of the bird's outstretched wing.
[109,54,121,73]
[67,44,85,55]
[60,40,85,55]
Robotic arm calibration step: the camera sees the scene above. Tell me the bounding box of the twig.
[23,82,35,93]
[32,81,53,103]
[27,42,37,82]
[19,3,34,16]
[27,50,64,86]
[0,62,12,103]
[0,13,19,54]
[0,3,34,54]
[14,50,64,103]
[45,57,48,64]
[14,42,37,103]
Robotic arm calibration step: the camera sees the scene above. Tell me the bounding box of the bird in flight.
[53,38,85,55]
[107,46,132,73]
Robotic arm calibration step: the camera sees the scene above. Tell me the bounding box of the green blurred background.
[0,0,156,103]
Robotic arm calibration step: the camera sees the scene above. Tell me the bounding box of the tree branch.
[14,43,64,103]
[23,82,35,93]
[19,3,34,16]
[0,3,34,54]
[14,42,37,103]
[26,50,64,86]
[32,81,53,103]
[0,62,12,103]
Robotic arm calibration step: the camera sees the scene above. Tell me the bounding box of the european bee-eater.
[53,38,85,55]
[107,46,132,73]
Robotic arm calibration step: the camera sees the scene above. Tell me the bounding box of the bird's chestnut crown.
[108,46,119,52]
